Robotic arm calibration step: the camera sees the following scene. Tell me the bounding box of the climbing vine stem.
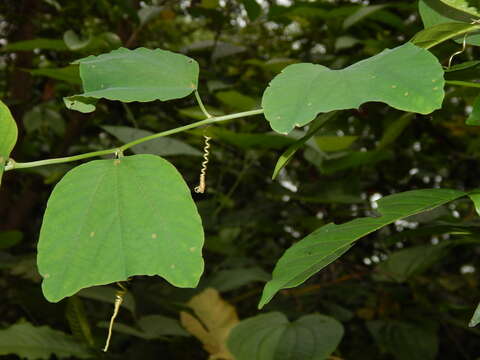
[5,109,264,171]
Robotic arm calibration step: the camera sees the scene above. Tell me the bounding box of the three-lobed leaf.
[38,154,204,302]
[262,42,444,134]
[259,189,466,308]
[227,312,344,360]
[0,100,18,187]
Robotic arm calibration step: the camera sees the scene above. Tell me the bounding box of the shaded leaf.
[241,0,261,21]
[38,155,204,302]
[204,267,270,292]
[77,285,135,313]
[28,66,81,84]
[0,322,91,359]
[103,126,201,156]
[272,112,335,179]
[66,296,95,347]
[343,4,388,29]
[63,30,121,53]
[0,230,23,250]
[375,243,450,282]
[262,43,444,134]
[180,288,238,360]
[367,321,438,360]
[1,38,67,51]
[259,189,465,308]
[227,312,344,360]
[469,302,480,327]
[466,94,480,125]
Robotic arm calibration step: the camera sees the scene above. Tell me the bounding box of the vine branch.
[5,109,264,171]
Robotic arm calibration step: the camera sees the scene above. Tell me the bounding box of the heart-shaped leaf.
[262,42,444,134]
[0,101,18,187]
[38,154,204,302]
[227,312,344,360]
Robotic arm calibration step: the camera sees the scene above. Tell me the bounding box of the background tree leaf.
[0,322,91,359]
[102,125,201,157]
[227,312,344,360]
[262,42,444,134]
[259,189,466,308]
[411,22,480,49]
[38,154,204,302]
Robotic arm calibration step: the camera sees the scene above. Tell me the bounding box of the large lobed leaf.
[38,154,204,302]
[227,312,344,360]
[259,189,465,308]
[0,322,91,359]
[66,47,199,112]
[0,100,18,187]
[262,42,444,134]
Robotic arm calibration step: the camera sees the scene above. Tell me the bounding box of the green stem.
[194,90,212,118]
[445,80,480,88]
[6,109,264,171]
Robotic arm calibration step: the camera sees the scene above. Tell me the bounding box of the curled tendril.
[194,134,212,194]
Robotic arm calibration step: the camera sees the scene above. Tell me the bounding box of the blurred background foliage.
[0,0,480,359]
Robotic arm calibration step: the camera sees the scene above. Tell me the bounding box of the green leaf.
[227,312,344,360]
[466,94,480,125]
[216,90,258,111]
[343,4,388,29]
[320,150,392,174]
[367,321,438,360]
[241,0,262,21]
[436,0,480,17]
[469,302,480,327]
[315,135,358,152]
[377,113,414,149]
[77,285,136,313]
[98,314,189,339]
[0,230,23,250]
[102,126,201,156]
[271,112,334,179]
[203,127,294,150]
[259,189,465,308]
[65,296,95,347]
[28,66,81,84]
[63,96,97,113]
[418,0,480,46]
[204,267,270,292]
[262,42,444,134]
[67,47,199,113]
[0,322,91,359]
[37,154,204,302]
[411,22,480,49]
[63,30,121,53]
[375,243,450,282]
[1,38,68,51]
[0,100,18,187]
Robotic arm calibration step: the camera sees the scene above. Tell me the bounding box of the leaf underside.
[67,47,199,112]
[37,154,204,302]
